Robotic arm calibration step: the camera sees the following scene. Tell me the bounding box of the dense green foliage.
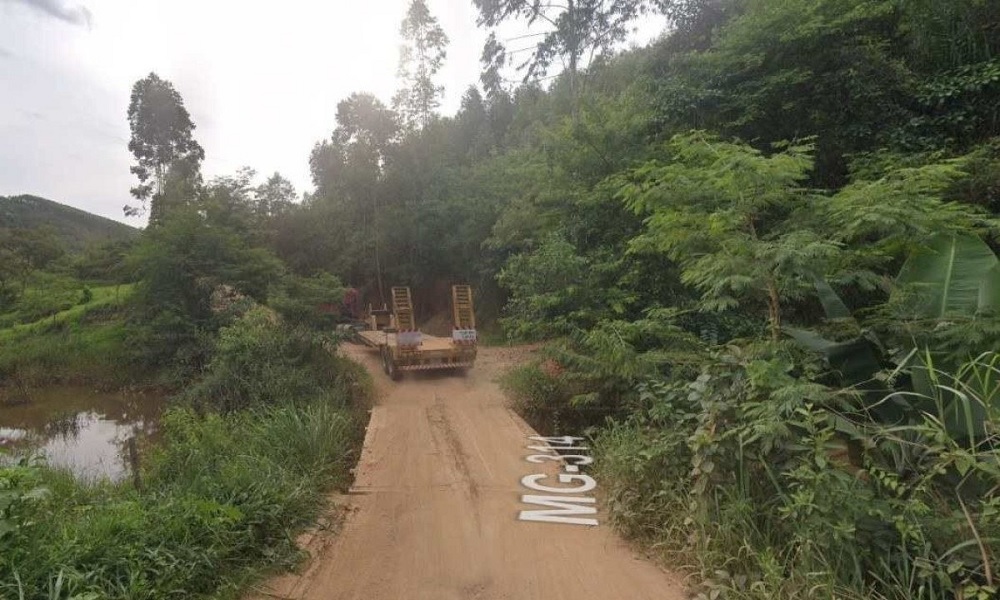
[180,306,356,413]
[474,1,1000,596]
[257,1,1000,598]
[591,350,1000,600]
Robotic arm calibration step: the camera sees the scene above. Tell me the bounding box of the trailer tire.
[386,356,401,381]
[381,346,401,381]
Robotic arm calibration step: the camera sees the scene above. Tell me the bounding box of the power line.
[503,31,553,42]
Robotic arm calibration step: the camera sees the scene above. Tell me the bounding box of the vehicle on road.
[348,285,477,380]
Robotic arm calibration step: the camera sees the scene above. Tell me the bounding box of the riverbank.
[0,307,372,599]
[0,385,166,480]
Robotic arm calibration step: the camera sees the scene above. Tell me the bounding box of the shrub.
[180,306,351,412]
[269,271,344,329]
[587,349,1000,600]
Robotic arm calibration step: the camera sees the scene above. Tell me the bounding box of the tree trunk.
[567,0,579,117]
[767,278,781,342]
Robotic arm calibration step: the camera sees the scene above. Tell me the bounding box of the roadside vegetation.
[1,308,367,599]
[1,68,365,600]
[1,263,368,598]
[1,182,368,600]
[483,2,1000,599]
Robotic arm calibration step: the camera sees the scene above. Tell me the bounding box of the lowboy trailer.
[353,285,478,380]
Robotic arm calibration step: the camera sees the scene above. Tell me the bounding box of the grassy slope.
[0,194,137,252]
[0,284,134,385]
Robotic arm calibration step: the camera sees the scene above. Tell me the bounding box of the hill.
[0,194,137,251]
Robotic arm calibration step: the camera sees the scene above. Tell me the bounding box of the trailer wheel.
[380,346,390,375]
[386,356,401,381]
[380,346,401,381]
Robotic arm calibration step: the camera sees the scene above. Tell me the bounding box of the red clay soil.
[247,344,686,600]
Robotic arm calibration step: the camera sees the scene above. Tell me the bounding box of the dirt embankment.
[249,345,685,600]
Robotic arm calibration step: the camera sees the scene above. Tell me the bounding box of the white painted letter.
[521,473,597,494]
[525,454,594,466]
[528,436,585,445]
[526,445,590,453]
[519,495,598,526]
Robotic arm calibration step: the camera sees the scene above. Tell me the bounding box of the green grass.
[0,399,366,600]
[0,284,375,598]
[0,282,133,333]
[0,284,135,385]
[583,357,1000,600]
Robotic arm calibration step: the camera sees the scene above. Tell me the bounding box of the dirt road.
[250,345,685,600]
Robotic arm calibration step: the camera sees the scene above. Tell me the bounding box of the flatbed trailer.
[352,285,477,380]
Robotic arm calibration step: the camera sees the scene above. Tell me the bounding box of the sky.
[0,0,667,226]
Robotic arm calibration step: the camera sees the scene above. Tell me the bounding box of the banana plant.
[893,233,1000,319]
[786,233,1000,441]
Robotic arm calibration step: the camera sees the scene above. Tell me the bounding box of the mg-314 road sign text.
[518,435,598,526]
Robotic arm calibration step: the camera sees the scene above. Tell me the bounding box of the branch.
[505,30,556,42]
[517,0,560,28]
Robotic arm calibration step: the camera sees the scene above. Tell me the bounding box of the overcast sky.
[0,0,666,226]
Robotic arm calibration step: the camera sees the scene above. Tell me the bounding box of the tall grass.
[0,399,364,599]
[580,352,1000,600]
[0,307,371,599]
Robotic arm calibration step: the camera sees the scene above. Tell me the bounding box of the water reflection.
[0,386,165,481]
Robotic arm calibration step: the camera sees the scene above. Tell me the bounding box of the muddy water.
[0,386,166,481]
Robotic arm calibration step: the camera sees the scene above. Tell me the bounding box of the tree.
[126,72,205,223]
[393,0,450,130]
[200,168,260,238]
[255,173,296,220]
[0,227,65,292]
[308,93,400,301]
[619,132,838,340]
[331,92,399,162]
[454,86,494,160]
[128,208,283,370]
[474,0,659,99]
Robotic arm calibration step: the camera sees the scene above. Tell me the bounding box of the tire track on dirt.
[427,399,480,500]
[247,345,686,600]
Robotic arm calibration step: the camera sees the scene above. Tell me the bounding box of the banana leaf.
[785,327,906,423]
[979,263,1000,315]
[814,278,853,321]
[894,233,999,319]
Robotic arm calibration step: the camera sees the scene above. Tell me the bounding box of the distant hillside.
[0,194,137,252]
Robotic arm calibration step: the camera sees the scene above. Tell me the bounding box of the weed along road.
[250,345,684,600]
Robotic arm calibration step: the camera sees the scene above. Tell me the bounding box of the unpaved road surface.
[250,345,685,600]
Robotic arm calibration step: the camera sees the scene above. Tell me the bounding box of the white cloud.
[2,0,92,28]
[0,0,666,226]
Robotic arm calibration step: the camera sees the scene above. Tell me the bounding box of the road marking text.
[518,435,598,526]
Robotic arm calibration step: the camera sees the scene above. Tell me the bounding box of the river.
[0,386,166,481]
